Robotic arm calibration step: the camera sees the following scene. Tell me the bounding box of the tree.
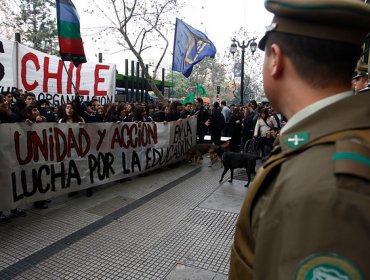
[0,0,18,39]
[227,28,264,104]
[85,0,185,102]
[186,57,227,99]
[166,72,192,98]
[14,0,58,55]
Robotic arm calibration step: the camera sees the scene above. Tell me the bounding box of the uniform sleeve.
[252,145,370,279]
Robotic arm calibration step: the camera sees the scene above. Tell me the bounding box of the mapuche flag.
[172,18,216,78]
[56,0,86,66]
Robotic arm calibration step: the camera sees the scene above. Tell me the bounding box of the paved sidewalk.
[0,159,250,280]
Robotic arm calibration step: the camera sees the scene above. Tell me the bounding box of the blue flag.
[172,18,216,78]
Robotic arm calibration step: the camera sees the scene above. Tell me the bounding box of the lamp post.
[230,38,257,105]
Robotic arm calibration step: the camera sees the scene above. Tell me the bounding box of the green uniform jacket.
[229,93,370,280]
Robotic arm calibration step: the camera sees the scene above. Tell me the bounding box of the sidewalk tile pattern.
[0,161,241,279]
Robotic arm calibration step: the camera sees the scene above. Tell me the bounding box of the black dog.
[214,146,260,187]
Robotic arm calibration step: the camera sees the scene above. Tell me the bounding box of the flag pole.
[171,18,179,98]
[171,70,174,99]
[62,62,79,95]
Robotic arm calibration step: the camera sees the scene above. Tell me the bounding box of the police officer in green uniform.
[353,60,369,93]
[355,60,370,94]
[229,1,370,279]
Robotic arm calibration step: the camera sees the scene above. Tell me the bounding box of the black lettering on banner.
[0,41,5,81]
[33,165,51,194]
[51,162,66,189]
[21,170,37,197]
[38,92,46,101]
[146,138,192,168]
[9,121,195,205]
[131,151,141,172]
[45,93,54,104]
[88,152,115,183]
[173,121,193,144]
[121,151,141,174]
[0,86,17,94]
[11,161,83,202]
[145,148,164,169]
[67,160,81,187]
[121,152,131,174]
[145,149,151,169]
[41,93,114,107]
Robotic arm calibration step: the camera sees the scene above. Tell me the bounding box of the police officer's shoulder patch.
[333,138,370,180]
[294,253,364,280]
[284,132,310,149]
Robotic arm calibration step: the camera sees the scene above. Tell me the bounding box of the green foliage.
[165,72,192,98]
[15,0,58,55]
[167,57,228,100]
[189,57,226,97]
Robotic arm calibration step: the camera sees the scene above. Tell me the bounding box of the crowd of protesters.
[0,89,285,223]
[191,97,286,154]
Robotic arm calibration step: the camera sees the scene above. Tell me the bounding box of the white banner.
[0,38,116,105]
[0,117,197,210]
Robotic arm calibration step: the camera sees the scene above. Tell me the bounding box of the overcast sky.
[73,0,273,72]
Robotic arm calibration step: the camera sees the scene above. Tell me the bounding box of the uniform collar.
[281,91,353,135]
[277,93,370,154]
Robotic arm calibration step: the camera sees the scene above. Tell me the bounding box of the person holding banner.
[20,104,51,209]
[58,102,93,197]
[133,105,153,123]
[194,98,210,144]
[166,101,181,122]
[180,103,192,119]
[4,91,13,105]
[22,106,47,125]
[58,102,85,124]
[38,99,59,123]
[81,101,96,123]
[0,93,27,223]
[0,93,18,123]
[124,103,135,122]
[24,92,37,107]
[10,89,26,118]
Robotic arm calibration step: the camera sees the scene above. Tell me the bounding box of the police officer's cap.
[352,60,369,79]
[353,71,368,79]
[259,0,370,50]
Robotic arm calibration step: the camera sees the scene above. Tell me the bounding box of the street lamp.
[230,38,257,105]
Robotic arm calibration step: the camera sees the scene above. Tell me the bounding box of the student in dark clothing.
[133,105,152,122]
[38,99,59,122]
[242,105,255,149]
[180,102,192,119]
[152,106,167,122]
[263,128,279,157]
[229,107,243,152]
[81,101,96,123]
[0,94,27,223]
[194,98,209,143]
[10,89,26,118]
[166,101,180,122]
[209,102,225,146]
[0,93,18,123]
